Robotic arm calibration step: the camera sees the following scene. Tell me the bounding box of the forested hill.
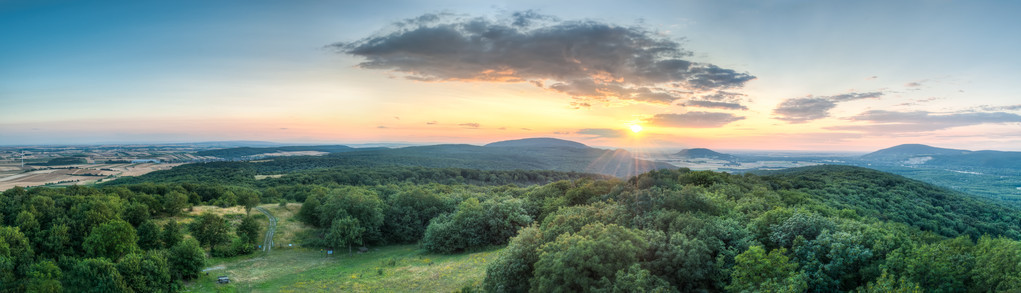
[860,143,1021,170]
[674,148,738,161]
[163,139,670,178]
[484,137,589,148]
[759,165,1018,237]
[194,145,370,158]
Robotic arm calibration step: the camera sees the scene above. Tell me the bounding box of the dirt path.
[256,206,277,252]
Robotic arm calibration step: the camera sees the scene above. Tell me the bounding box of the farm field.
[0,162,181,191]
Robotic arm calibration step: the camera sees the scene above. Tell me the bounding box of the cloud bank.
[648,111,745,128]
[773,91,882,123]
[335,11,754,105]
[576,128,626,138]
[828,110,1021,133]
[684,91,748,110]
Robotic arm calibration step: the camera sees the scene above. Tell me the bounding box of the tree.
[423,197,532,254]
[84,220,137,261]
[792,230,874,291]
[769,211,834,248]
[644,232,715,291]
[121,202,150,227]
[136,220,163,250]
[382,187,449,243]
[0,226,34,291]
[897,237,975,292]
[317,187,385,243]
[971,236,1021,292]
[239,190,260,215]
[727,246,807,293]
[117,251,171,293]
[26,260,62,293]
[191,213,229,253]
[531,223,648,292]
[610,264,676,293]
[298,193,323,227]
[41,223,71,260]
[65,258,129,293]
[237,215,261,245]
[855,270,921,293]
[161,191,188,216]
[15,211,40,246]
[484,226,544,293]
[162,220,183,248]
[326,217,364,255]
[168,238,205,280]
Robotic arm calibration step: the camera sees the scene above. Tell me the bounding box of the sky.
[2,0,1020,151]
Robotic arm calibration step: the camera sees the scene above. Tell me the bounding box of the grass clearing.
[185,202,500,292]
[187,245,501,292]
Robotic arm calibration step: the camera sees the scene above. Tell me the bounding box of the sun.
[630,125,643,133]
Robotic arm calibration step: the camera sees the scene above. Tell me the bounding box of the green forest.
[2,164,1020,292]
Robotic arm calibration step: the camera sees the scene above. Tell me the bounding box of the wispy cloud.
[426,121,438,125]
[978,104,1021,111]
[683,91,748,110]
[827,110,1021,133]
[576,128,626,138]
[334,11,754,105]
[458,122,480,128]
[648,111,745,128]
[773,91,882,123]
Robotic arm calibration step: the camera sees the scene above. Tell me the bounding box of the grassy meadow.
[184,203,501,292]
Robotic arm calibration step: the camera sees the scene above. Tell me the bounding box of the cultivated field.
[0,162,181,191]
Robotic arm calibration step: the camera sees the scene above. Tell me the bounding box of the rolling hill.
[674,148,739,161]
[195,145,371,158]
[860,143,1021,170]
[484,137,589,148]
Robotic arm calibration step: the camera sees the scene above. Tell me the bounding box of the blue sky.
[2,0,1020,150]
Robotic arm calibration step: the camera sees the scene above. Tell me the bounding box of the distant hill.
[674,148,738,161]
[177,138,673,178]
[196,145,368,158]
[317,140,671,177]
[860,144,1021,170]
[861,144,969,161]
[484,137,589,149]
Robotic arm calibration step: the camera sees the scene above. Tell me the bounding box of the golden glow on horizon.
[630,125,643,133]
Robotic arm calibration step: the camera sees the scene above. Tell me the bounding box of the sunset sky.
[2,0,1020,151]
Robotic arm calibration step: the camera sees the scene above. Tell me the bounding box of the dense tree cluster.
[480,166,1021,292]
[0,184,265,292]
[4,163,1021,292]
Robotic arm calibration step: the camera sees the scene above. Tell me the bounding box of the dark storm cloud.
[576,128,626,138]
[334,11,754,104]
[827,110,1021,133]
[773,91,882,123]
[647,111,745,128]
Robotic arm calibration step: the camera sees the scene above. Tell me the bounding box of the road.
[255,206,277,252]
